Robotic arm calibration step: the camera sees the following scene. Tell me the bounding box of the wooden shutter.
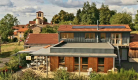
[50,57,59,71]
[65,57,74,72]
[88,57,98,72]
[104,58,113,72]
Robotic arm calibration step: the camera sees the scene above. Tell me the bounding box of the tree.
[0,14,19,42]
[74,2,99,25]
[99,3,116,24]
[24,29,33,40]
[41,25,57,33]
[110,12,132,24]
[134,14,138,31]
[51,10,75,24]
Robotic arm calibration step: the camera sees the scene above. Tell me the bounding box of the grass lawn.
[130,31,138,34]
[0,42,24,58]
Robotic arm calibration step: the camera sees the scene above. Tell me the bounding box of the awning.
[11,46,45,56]
[30,47,117,57]
[30,47,50,56]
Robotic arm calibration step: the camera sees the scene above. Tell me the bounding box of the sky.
[0,0,138,24]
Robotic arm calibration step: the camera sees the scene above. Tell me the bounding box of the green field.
[0,42,24,58]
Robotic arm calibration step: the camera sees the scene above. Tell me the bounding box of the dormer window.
[61,33,74,39]
[85,33,95,39]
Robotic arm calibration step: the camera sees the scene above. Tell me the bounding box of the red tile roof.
[36,11,43,13]
[29,21,35,24]
[17,28,29,32]
[14,31,17,35]
[25,33,58,45]
[129,34,138,48]
[58,25,131,32]
[13,25,28,30]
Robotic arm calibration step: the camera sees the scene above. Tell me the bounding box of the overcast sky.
[0,0,138,24]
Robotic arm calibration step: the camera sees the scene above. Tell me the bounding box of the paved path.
[0,57,11,68]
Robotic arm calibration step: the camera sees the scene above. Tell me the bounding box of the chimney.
[97,20,99,30]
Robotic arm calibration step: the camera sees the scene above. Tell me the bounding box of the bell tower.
[36,11,44,24]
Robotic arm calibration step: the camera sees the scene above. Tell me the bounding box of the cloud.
[0,0,13,7]
[105,0,138,6]
[47,0,85,8]
[12,6,41,16]
[122,7,137,14]
[25,0,44,3]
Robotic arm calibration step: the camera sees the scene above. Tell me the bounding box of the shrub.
[12,37,18,42]
[19,69,42,80]
[89,68,138,80]
[53,69,70,80]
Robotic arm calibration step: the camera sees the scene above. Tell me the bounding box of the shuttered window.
[60,33,74,39]
[85,33,95,39]
[101,33,106,39]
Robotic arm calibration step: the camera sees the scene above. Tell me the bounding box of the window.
[74,57,79,71]
[85,33,95,39]
[111,33,122,44]
[82,57,88,64]
[38,13,41,17]
[98,58,104,72]
[59,57,65,67]
[60,33,74,39]
[98,58,104,64]
[101,33,106,39]
[82,57,88,71]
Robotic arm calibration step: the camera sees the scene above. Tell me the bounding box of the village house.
[17,28,29,40]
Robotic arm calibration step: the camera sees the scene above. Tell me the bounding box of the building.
[129,34,138,62]
[29,11,50,26]
[17,24,138,73]
[32,26,42,34]
[17,28,29,40]
[48,25,131,72]
[24,33,58,47]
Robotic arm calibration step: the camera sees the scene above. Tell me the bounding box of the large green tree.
[134,13,138,31]
[0,14,19,42]
[99,3,116,24]
[41,25,57,33]
[80,2,99,24]
[110,12,132,24]
[73,9,81,24]
[51,10,75,24]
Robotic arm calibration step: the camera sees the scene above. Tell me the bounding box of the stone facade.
[32,27,41,34]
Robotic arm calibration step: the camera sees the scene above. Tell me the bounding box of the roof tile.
[25,33,58,45]
[130,34,138,48]
[17,28,29,32]
[58,25,131,32]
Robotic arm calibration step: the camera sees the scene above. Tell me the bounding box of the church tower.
[36,11,44,24]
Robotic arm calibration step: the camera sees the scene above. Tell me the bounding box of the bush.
[53,69,70,80]
[12,37,18,42]
[19,69,42,80]
[89,68,138,80]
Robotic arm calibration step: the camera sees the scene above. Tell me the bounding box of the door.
[121,49,128,60]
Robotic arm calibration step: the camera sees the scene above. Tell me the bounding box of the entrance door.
[121,49,127,60]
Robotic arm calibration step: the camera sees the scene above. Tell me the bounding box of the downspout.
[117,45,121,67]
[97,20,99,43]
